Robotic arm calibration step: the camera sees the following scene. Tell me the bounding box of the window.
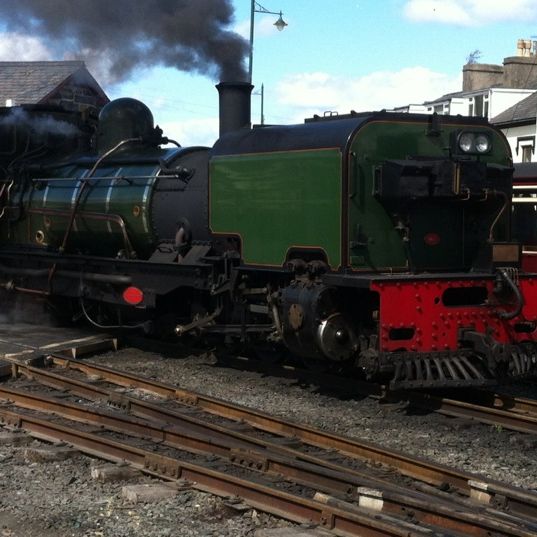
[474,94,484,116]
[468,99,474,116]
[467,94,488,117]
[516,136,535,162]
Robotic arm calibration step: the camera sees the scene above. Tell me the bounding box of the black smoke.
[0,0,248,83]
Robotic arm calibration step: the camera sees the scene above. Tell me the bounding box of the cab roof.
[211,111,491,156]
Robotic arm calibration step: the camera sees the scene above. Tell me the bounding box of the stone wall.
[503,56,537,89]
[43,81,107,115]
[463,56,537,92]
[462,63,503,91]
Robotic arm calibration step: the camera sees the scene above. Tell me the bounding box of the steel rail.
[461,389,537,416]
[32,355,537,520]
[0,406,446,537]
[403,391,537,436]
[2,380,530,537]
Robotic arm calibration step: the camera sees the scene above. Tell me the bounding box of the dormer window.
[516,136,535,162]
[468,94,489,117]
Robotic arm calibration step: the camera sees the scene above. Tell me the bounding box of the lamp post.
[248,0,287,84]
[253,83,265,124]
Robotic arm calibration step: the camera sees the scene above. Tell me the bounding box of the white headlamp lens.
[459,133,474,152]
[475,134,490,153]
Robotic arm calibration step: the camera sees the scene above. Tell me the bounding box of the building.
[393,87,534,120]
[490,91,537,163]
[394,40,537,121]
[426,87,534,119]
[393,40,537,163]
[462,40,537,163]
[0,61,108,115]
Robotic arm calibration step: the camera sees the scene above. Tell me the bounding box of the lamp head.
[274,12,287,31]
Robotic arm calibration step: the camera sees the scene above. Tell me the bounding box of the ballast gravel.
[1,345,537,536]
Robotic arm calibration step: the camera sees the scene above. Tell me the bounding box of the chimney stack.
[216,82,253,137]
[517,39,534,57]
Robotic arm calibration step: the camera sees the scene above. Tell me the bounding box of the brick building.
[0,61,108,115]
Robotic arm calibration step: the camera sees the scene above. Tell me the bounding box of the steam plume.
[0,0,248,84]
[0,108,81,136]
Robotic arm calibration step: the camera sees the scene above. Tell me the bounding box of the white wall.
[397,89,534,120]
[449,98,468,115]
[489,89,534,119]
[500,123,536,163]
[391,104,429,113]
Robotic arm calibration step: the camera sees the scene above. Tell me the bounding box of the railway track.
[1,351,537,536]
[399,388,537,436]
[8,334,534,442]
[213,352,537,437]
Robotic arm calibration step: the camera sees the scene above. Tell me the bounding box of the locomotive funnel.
[216,81,253,136]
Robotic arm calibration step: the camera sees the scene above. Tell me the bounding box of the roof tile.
[0,61,92,105]
[491,91,537,125]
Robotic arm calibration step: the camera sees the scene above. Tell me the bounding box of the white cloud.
[404,0,537,26]
[276,67,461,121]
[233,19,251,40]
[158,117,219,148]
[0,33,51,60]
[0,34,120,87]
[155,67,460,143]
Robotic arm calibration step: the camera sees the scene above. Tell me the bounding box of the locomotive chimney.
[216,81,253,136]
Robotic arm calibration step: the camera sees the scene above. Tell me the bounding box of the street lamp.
[253,83,265,124]
[248,0,287,83]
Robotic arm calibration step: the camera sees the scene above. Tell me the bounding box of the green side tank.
[210,112,512,272]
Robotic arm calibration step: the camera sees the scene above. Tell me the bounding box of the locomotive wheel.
[317,313,357,361]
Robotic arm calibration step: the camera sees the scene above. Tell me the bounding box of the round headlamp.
[455,131,492,155]
[475,134,491,153]
[458,132,474,153]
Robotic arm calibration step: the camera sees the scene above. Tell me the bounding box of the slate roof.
[423,90,467,105]
[491,90,537,126]
[0,61,107,105]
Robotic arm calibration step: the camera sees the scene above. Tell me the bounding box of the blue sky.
[3,0,537,145]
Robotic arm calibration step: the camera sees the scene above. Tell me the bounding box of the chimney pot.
[216,82,253,137]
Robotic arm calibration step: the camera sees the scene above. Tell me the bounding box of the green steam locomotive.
[0,82,535,389]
